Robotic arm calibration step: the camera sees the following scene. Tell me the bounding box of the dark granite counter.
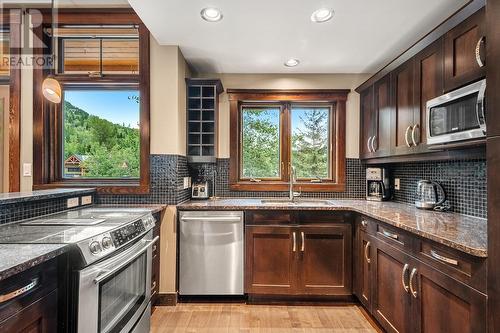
[94,204,167,214]
[177,198,487,258]
[0,244,69,282]
[0,188,96,205]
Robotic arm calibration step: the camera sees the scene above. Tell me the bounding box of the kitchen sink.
[260,199,332,206]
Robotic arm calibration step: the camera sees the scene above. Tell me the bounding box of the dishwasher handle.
[180,216,242,223]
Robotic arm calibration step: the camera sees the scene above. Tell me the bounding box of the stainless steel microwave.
[426,79,486,145]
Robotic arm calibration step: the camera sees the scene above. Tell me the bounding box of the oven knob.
[101,237,113,249]
[89,241,102,254]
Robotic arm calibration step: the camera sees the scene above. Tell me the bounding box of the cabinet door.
[357,230,373,311]
[444,7,485,92]
[245,226,298,295]
[360,85,376,159]
[411,259,487,333]
[392,59,417,155]
[372,239,412,333]
[373,75,392,157]
[414,38,444,151]
[297,224,352,296]
[0,290,58,333]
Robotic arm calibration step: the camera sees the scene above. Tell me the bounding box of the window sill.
[33,182,150,195]
[229,181,346,192]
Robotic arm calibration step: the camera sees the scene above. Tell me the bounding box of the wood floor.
[151,303,378,332]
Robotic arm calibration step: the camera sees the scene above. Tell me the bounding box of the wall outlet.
[67,197,79,208]
[183,177,191,189]
[81,195,93,205]
[23,163,32,177]
[394,178,401,190]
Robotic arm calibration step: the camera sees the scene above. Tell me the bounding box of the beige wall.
[196,73,370,159]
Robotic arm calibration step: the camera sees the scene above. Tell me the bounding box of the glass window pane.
[62,90,140,179]
[102,39,139,74]
[61,39,101,74]
[291,106,331,179]
[241,107,281,179]
[0,32,9,76]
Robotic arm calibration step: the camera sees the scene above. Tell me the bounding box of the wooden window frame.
[228,89,349,192]
[32,9,150,194]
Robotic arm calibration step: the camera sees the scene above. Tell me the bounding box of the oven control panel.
[111,220,146,247]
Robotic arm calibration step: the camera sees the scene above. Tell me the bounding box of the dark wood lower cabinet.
[356,230,373,312]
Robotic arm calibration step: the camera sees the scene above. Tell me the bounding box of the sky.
[64,90,140,128]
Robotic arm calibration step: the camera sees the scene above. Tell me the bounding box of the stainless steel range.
[0,207,157,333]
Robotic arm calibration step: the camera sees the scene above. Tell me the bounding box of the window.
[229,90,349,192]
[33,10,150,194]
[0,31,9,76]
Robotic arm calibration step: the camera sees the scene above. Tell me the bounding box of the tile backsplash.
[389,159,487,218]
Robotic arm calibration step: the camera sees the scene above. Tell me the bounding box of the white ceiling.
[129,0,469,74]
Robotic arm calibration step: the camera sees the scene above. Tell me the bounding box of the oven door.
[77,231,157,333]
[426,79,486,145]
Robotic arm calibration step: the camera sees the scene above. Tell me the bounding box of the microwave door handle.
[93,236,159,284]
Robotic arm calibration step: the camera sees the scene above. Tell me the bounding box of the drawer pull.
[152,244,157,252]
[409,268,418,299]
[0,278,39,304]
[361,220,368,227]
[364,241,371,264]
[381,229,399,240]
[301,232,305,252]
[292,232,297,252]
[430,250,459,266]
[151,280,157,290]
[401,264,409,293]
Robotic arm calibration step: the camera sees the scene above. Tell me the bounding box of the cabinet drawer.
[297,210,352,224]
[246,211,294,225]
[415,239,486,292]
[357,216,376,235]
[374,223,412,251]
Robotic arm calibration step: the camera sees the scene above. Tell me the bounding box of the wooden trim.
[228,90,348,192]
[155,293,178,306]
[32,12,150,194]
[355,0,485,93]
[7,9,22,192]
[39,8,142,25]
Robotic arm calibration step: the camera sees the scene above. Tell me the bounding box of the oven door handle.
[93,236,159,284]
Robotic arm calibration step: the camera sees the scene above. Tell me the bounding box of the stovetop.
[0,207,153,244]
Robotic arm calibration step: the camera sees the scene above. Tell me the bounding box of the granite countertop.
[94,204,167,214]
[0,244,69,282]
[0,188,96,205]
[178,198,487,258]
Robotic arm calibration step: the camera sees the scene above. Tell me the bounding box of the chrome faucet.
[289,166,301,201]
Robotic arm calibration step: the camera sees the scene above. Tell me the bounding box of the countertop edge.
[0,188,96,206]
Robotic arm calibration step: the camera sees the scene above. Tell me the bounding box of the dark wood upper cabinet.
[297,225,352,296]
[414,38,445,151]
[391,59,419,155]
[245,225,298,295]
[373,75,392,157]
[444,7,486,92]
[372,239,413,333]
[359,86,376,159]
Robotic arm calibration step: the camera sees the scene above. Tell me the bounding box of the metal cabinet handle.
[401,264,410,293]
[301,232,305,252]
[371,135,377,152]
[411,124,420,146]
[430,250,459,266]
[405,125,412,147]
[292,232,297,252]
[475,36,485,68]
[381,229,399,240]
[364,241,371,264]
[0,278,39,304]
[409,268,418,298]
[151,280,157,290]
[367,137,373,153]
[152,244,157,252]
[361,220,368,227]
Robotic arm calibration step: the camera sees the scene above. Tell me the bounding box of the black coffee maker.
[366,167,391,201]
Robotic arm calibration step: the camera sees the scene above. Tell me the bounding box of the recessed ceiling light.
[310,8,334,23]
[201,7,223,22]
[284,58,300,67]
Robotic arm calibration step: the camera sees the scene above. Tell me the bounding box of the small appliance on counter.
[366,167,391,201]
[415,180,447,210]
[191,181,209,199]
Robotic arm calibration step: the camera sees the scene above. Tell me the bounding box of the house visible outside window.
[229,90,348,192]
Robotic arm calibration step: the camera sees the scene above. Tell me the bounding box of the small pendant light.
[42,0,61,104]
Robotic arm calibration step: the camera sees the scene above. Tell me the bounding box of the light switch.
[183,177,191,189]
[394,178,400,190]
[23,163,32,177]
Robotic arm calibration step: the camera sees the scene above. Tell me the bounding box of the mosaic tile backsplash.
[389,159,487,218]
[188,158,367,199]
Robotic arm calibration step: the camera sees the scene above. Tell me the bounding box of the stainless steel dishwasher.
[179,211,244,295]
